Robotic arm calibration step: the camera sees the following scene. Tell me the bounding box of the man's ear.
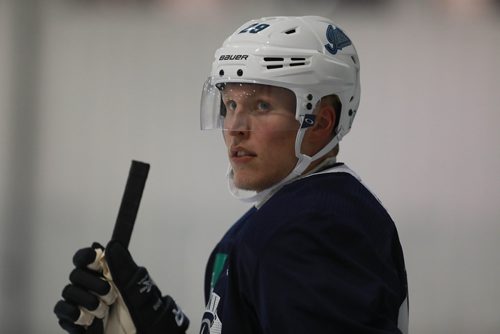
[312,103,336,139]
[302,103,336,156]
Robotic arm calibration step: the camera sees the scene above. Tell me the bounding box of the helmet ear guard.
[200,16,361,202]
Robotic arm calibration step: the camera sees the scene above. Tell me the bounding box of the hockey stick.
[111,160,150,249]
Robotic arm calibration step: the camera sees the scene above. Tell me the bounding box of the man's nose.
[225,110,251,134]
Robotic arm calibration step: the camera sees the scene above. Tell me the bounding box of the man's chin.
[233,180,256,192]
[233,174,260,192]
[233,176,275,193]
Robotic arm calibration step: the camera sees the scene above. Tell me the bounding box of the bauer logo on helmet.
[219,55,249,61]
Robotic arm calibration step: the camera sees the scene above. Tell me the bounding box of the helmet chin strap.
[227,121,341,205]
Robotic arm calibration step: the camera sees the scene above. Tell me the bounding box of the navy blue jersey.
[201,165,408,334]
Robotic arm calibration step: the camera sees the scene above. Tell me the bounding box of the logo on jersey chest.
[210,253,228,289]
[200,292,222,334]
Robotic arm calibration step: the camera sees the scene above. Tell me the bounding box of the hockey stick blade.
[111,160,150,249]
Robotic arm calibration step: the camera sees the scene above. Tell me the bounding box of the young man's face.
[221,83,299,192]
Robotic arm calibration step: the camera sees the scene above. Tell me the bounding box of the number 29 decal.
[239,23,270,34]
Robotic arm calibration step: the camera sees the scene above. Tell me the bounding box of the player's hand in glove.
[54,242,116,333]
[54,241,189,334]
[105,240,190,333]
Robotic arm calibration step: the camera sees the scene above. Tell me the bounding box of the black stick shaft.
[111,160,150,249]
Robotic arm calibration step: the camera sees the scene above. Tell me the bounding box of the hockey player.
[54,16,408,334]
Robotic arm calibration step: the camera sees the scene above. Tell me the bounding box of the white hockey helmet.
[200,16,361,201]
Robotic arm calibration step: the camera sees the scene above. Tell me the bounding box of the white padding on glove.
[104,290,137,334]
[95,250,137,334]
[75,308,95,327]
[90,300,109,319]
[88,248,104,272]
[76,299,109,326]
[98,280,118,306]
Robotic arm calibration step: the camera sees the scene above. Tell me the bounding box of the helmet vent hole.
[348,109,353,116]
[284,28,297,35]
[262,56,310,70]
[351,56,357,64]
[264,57,284,62]
[264,57,284,70]
[349,96,354,102]
[290,57,307,67]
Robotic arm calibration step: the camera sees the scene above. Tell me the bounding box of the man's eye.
[257,101,271,112]
[226,100,237,111]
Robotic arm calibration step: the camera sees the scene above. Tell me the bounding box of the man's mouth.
[231,147,257,159]
[235,151,253,157]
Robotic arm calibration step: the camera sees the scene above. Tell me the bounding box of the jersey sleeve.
[247,212,406,333]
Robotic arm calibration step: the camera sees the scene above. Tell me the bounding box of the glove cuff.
[161,295,190,333]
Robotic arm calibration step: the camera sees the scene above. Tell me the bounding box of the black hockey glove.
[54,242,115,334]
[54,241,189,334]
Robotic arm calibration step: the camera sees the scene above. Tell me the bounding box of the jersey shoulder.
[240,170,397,259]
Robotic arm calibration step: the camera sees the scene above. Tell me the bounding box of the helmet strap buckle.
[300,114,316,128]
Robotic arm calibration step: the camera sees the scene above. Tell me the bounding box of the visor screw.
[306,103,313,110]
[307,94,313,101]
[219,70,224,76]
[237,69,243,76]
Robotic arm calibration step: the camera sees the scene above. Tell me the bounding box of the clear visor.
[200,78,299,132]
